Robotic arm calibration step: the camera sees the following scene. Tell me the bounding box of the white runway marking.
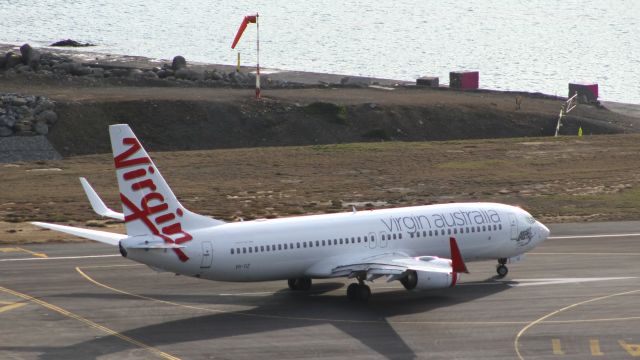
[502,277,637,287]
[0,254,120,262]
[549,233,640,239]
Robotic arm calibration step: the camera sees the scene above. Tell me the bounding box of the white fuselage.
[125,202,547,281]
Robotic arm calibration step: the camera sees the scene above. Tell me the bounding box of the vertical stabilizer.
[109,124,223,247]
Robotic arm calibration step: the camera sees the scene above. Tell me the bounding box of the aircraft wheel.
[347,283,359,300]
[287,278,298,290]
[297,277,312,291]
[496,264,509,278]
[288,278,312,291]
[358,284,371,302]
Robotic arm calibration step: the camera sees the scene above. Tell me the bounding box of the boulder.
[33,122,49,135]
[156,69,173,79]
[19,44,41,70]
[142,70,159,79]
[4,52,22,69]
[172,56,187,70]
[69,62,91,76]
[51,39,95,47]
[0,114,17,128]
[0,126,13,137]
[128,68,144,78]
[36,110,58,124]
[174,68,202,81]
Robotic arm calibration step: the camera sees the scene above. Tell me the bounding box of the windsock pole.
[255,13,260,99]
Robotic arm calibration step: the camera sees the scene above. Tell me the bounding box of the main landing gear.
[347,275,371,302]
[496,258,509,278]
[288,277,312,291]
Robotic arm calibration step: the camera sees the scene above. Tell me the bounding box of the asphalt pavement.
[1,222,639,359]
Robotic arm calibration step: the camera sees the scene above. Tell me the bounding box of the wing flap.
[31,222,124,246]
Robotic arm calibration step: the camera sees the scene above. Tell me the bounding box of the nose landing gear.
[496,258,509,278]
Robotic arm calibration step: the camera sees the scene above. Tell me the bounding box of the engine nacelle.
[400,270,460,291]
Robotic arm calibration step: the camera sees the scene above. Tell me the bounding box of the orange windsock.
[231,15,257,49]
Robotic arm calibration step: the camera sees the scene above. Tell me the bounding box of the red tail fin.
[449,237,469,273]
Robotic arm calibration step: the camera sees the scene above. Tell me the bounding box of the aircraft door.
[200,241,213,268]
[509,214,518,241]
[379,231,388,248]
[368,232,377,249]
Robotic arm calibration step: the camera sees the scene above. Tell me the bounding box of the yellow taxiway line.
[0,247,47,258]
[0,300,27,313]
[0,286,180,360]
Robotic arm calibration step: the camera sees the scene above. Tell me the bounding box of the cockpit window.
[526,215,536,224]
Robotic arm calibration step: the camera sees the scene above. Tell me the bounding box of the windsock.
[231,15,257,49]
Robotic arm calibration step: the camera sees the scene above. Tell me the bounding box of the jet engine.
[400,270,460,290]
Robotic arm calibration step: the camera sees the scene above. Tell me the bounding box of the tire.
[347,283,359,300]
[298,277,312,291]
[359,285,371,302]
[288,278,298,290]
[497,265,508,278]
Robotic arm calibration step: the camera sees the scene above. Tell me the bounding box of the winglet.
[449,237,469,273]
[79,177,125,220]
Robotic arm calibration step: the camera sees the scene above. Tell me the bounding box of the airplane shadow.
[1,279,509,360]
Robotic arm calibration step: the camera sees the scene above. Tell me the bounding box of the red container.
[450,71,479,90]
[569,83,598,102]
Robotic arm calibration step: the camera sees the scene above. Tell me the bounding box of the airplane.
[32,124,550,302]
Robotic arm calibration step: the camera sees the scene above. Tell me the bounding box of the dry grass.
[3,134,640,244]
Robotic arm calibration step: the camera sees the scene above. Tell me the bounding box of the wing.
[330,253,454,282]
[79,177,125,220]
[318,237,469,283]
[31,221,125,246]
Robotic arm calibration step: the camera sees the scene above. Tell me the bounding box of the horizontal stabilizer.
[79,177,124,220]
[31,222,124,246]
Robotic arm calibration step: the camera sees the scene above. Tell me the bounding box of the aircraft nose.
[537,221,550,240]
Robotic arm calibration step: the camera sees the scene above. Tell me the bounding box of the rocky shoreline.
[2,42,640,163]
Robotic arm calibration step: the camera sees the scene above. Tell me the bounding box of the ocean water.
[2,0,638,103]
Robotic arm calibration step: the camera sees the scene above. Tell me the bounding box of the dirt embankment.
[1,77,637,157]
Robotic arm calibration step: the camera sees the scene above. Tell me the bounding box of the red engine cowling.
[400,270,460,290]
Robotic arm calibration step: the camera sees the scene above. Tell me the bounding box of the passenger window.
[399,233,402,239]
[447,229,451,235]
[392,234,396,240]
[303,242,307,248]
[364,236,367,242]
[296,243,300,249]
[230,248,234,254]
[339,239,343,244]
[499,224,502,230]
[310,242,313,248]
[493,225,497,231]
[315,240,319,247]
[357,237,361,242]
[322,240,326,246]
[260,246,264,252]
[453,228,457,234]
[351,237,355,243]
[428,230,432,236]
[242,248,246,254]
[477,226,481,232]
[249,247,253,253]
[334,239,338,245]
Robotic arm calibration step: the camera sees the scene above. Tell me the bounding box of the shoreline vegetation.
[2,42,640,243]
